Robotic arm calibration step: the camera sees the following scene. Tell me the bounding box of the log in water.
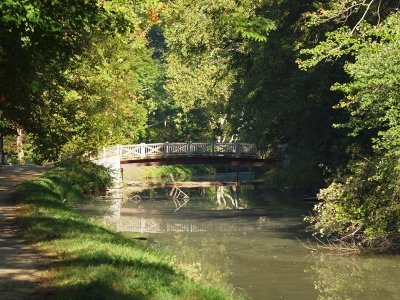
[126,180,263,188]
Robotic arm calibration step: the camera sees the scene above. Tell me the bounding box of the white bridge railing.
[98,142,257,160]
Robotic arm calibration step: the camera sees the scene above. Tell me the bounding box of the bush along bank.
[14,161,236,300]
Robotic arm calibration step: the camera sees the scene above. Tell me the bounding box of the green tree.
[227,1,349,190]
[162,0,275,141]
[0,0,164,161]
[300,2,400,248]
[32,34,162,159]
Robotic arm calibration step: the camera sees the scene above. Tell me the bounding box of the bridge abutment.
[93,154,122,188]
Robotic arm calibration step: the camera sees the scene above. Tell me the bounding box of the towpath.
[0,165,50,299]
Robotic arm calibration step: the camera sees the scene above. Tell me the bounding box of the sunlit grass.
[123,165,214,183]
[14,163,240,299]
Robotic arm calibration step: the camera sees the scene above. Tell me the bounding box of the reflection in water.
[165,234,233,285]
[216,186,239,208]
[125,185,247,211]
[105,215,270,234]
[309,254,400,300]
[169,187,189,211]
[76,183,400,300]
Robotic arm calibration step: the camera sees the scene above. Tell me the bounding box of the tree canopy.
[2,0,400,249]
[0,0,161,160]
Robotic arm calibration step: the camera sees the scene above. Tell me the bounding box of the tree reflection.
[123,185,250,210]
[165,233,233,286]
[308,254,400,300]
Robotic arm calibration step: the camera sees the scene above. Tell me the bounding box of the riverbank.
[121,165,249,183]
[13,162,238,299]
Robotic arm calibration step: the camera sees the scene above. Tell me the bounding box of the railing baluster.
[103,142,257,160]
[140,143,145,159]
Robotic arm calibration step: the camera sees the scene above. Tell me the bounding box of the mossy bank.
[14,161,239,299]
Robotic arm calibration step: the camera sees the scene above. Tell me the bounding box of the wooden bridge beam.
[120,157,268,167]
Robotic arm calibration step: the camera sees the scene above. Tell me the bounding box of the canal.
[76,173,400,299]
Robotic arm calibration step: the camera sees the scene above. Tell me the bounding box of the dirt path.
[0,165,50,299]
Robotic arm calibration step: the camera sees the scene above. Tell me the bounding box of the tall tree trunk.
[16,127,24,164]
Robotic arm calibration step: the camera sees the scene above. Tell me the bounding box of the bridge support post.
[140,143,145,159]
[188,141,192,155]
[165,142,169,157]
[116,144,121,156]
[235,141,240,158]
[211,141,215,157]
[92,154,122,188]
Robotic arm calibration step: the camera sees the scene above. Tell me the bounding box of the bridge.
[92,142,267,185]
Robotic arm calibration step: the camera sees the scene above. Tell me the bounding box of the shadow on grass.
[43,280,147,300]
[13,164,229,300]
[52,255,177,276]
[17,211,185,299]
[15,180,63,203]
[17,214,138,244]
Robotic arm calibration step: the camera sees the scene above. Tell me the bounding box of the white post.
[188,141,192,155]
[165,142,169,157]
[140,143,145,159]
[116,145,121,156]
[235,141,240,157]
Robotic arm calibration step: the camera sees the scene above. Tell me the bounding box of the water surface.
[77,182,400,299]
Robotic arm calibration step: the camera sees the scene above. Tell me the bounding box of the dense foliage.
[302,6,400,249]
[162,0,275,141]
[0,0,161,161]
[2,0,400,249]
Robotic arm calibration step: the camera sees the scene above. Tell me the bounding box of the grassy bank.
[14,161,238,299]
[123,165,214,183]
[122,164,256,183]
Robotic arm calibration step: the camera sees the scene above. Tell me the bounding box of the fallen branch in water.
[298,237,361,255]
[299,234,400,254]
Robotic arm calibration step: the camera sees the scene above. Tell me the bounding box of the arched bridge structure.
[92,142,268,186]
[96,142,266,166]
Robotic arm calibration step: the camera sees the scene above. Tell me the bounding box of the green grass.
[122,165,214,183]
[122,165,257,184]
[14,162,239,299]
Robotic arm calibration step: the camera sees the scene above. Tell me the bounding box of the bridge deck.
[120,156,267,166]
[119,142,257,160]
[97,142,255,158]
[94,142,267,168]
